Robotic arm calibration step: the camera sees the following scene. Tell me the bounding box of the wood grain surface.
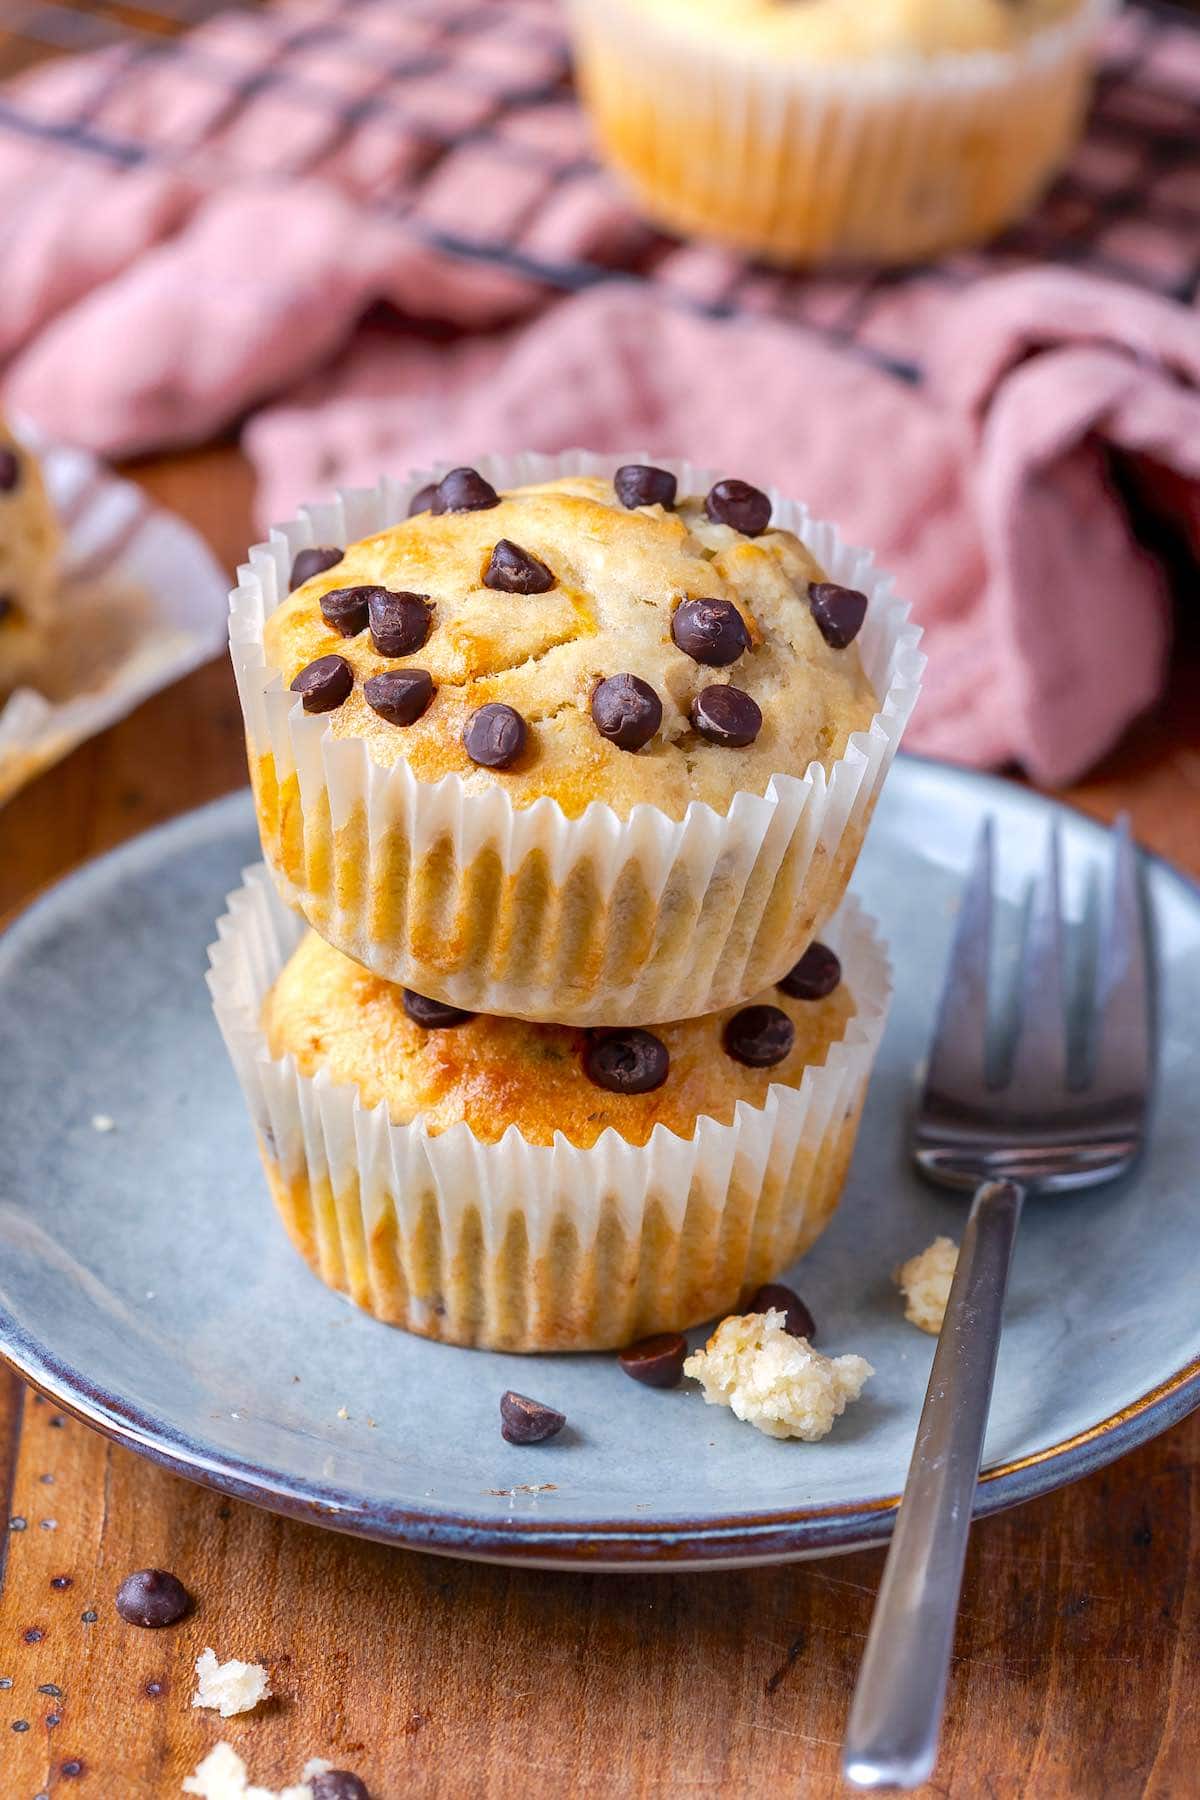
[1,444,1199,1800]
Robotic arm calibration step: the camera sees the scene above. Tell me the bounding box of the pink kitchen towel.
[2,0,1198,783]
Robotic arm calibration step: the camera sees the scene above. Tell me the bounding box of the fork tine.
[1005,824,1067,1100]
[922,818,994,1105]
[1090,815,1151,1098]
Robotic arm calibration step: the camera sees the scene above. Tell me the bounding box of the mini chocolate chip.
[808,582,868,650]
[12,1720,29,1733]
[50,1577,72,1591]
[23,1628,43,1643]
[690,684,762,747]
[37,1684,63,1698]
[705,478,771,536]
[115,1568,191,1628]
[614,464,677,511]
[618,1332,687,1389]
[463,702,527,769]
[723,1005,795,1069]
[749,1282,817,1339]
[319,585,372,637]
[368,589,432,658]
[291,654,353,713]
[671,597,751,667]
[777,942,842,1001]
[408,482,439,517]
[311,1775,371,1800]
[500,1391,566,1445]
[80,1611,97,1624]
[432,467,499,513]
[0,448,20,492]
[484,539,555,595]
[289,545,342,591]
[402,990,474,1029]
[583,1029,669,1095]
[363,668,435,727]
[591,674,662,752]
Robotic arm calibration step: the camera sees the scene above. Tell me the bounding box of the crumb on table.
[190,1647,271,1718]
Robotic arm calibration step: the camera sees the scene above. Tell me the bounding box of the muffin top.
[264,467,878,822]
[640,0,1085,61]
[264,928,858,1149]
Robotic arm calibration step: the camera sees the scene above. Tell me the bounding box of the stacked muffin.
[213,454,923,1351]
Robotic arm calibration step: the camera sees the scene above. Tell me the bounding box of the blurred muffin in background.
[568,0,1113,266]
[0,416,61,696]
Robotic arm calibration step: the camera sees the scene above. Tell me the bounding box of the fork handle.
[843,1177,1024,1790]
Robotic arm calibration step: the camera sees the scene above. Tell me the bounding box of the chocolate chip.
[748,1282,816,1341]
[484,539,555,595]
[591,674,662,752]
[722,1005,795,1069]
[500,1391,566,1445]
[808,582,868,649]
[311,1774,371,1800]
[432,467,500,513]
[690,684,762,747]
[777,942,841,1001]
[363,668,435,727]
[583,1029,669,1095]
[368,589,432,658]
[319,585,372,637]
[402,990,474,1029]
[289,545,342,591]
[618,1332,687,1389]
[291,654,352,713]
[671,597,750,667]
[463,702,527,769]
[0,448,20,493]
[408,482,438,517]
[705,479,771,536]
[614,464,677,511]
[114,1569,191,1628]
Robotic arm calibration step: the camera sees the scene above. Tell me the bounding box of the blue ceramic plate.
[1,758,1198,1570]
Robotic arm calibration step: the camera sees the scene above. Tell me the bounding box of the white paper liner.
[0,425,228,808]
[567,0,1116,265]
[208,864,892,1352]
[229,450,923,1025]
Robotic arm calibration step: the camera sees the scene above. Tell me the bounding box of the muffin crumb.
[896,1237,959,1335]
[683,1309,871,1440]
[191,1647,271,1718]
[183,1742,328,1799]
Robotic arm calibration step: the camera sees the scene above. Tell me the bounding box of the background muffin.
[0,415,61,696]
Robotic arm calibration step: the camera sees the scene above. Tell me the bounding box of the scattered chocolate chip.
[363,668,435,728]
[289,545,342,591]
[723,1005,795,1069]
[79,1611,97,1624]
[291,654,352,713]
[583,1029,669,1095]
[748,1282,816,1340]
[808,582,868,650]
[8,1517,26,1531]
[114,1568,191,1629]
[46,1713,61,1728]
[37,1684,63,1698]
[463,702,527,769]
[431,467,499,513]
[500,1391,566,1445]
[311,1773,371,1800]
[61,1762,85,1779]
[777,942,841,1001]
[0,448,19,492]
[591,674,662,752]
[408,482,439,517]
[11,1720,29,1733]
[367,589,432,658]
[23,1628,44,1643]
[614,464,677,511]
[318,585,372,637]
[618,1333,687,1389]
[144,1679,165,1699]
[484,539,554,595]
[705,478,771,536]
[690,684,762,747]
[671,597,751,667]
[50,1577,72,1591]
[402,990,474,1029]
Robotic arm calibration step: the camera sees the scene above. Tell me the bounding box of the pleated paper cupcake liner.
[229,451,922,1026]
[207,865,892,1353]
[567,0,1115,266]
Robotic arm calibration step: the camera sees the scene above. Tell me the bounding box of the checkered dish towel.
[2,0,1198,783]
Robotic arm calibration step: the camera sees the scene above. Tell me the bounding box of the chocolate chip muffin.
[0,417,61,696]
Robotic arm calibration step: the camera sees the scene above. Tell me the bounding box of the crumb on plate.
[191,1647,271,1718]
[896,1236,959,1334]
[683,1308,872,1441]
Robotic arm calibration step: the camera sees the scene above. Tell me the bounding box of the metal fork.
[843,815,1152,1790]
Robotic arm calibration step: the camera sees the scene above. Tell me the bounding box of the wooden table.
[0,445,1198,1798]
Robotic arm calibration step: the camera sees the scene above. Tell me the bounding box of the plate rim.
[2,763,1199,1570]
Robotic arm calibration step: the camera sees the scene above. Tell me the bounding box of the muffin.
[230,451,921,1025]
[209,865,891,1351]
[0,416,61,696]
[567,0,1112,265]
